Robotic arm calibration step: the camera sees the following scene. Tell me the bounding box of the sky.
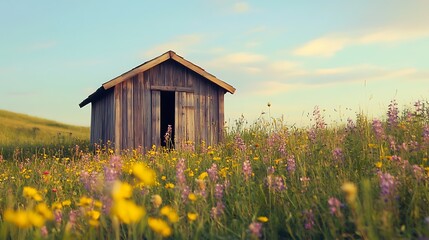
[1,1,428,127]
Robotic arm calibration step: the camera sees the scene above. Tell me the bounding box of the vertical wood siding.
[93,59,227,151]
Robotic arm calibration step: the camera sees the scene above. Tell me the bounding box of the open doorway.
[160,91,175,148]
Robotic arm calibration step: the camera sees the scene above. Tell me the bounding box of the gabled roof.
[79,51,235,108]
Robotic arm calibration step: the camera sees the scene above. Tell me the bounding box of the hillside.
[0,109,89,145]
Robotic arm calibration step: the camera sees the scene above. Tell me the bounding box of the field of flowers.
[1,100,429,239]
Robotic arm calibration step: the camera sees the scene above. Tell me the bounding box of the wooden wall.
[93,59,226,150]
[90,88,115,145]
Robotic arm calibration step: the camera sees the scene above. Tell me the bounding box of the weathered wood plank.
[143,73,152,150]
[114,85,122,151]
[127,79,134,149]
[218,89,225,142]
[151,91,161,146]
[150,85,194,92]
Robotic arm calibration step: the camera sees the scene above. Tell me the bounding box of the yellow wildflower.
[36,203,54,220]
[4,209,31,228]
[160,206,179,223]
[51,202,63,210]
[187,212,198,221]
[23,186,43,202]
[257,216,269,222]
[111,200,145,224]
[165,183,175,189]
[148,217,172,237]
[198,172,208,180]
[112,181,133,200]
[341,182,357,203]
[213,157,221,161]
[375,161,383,168]
[78,196,93,207]
[27,211,45,227]
[188,193,197,202]
[151,194,163,208]
[132,163,156,186]
[62,200,72,206]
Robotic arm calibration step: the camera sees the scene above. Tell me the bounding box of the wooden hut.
[79,50,235,150]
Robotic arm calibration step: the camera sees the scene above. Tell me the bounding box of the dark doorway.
[160,91,175,148]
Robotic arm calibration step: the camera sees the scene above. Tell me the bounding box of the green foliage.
[0,101,429,239]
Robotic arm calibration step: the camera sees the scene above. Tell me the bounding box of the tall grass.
[0,100,429,239]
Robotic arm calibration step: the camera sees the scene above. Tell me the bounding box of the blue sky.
[1,1,428,127]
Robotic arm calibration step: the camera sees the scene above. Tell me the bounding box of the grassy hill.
[0,109,89,145]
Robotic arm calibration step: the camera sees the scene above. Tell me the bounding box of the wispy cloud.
[143,34,204,57]
[25,40,57,52]
[233,2,250,13]
[294,27,429,57]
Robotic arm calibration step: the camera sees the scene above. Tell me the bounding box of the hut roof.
[79,50,235,108]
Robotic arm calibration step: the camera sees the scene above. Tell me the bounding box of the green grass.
[0,109,90,160]
[0,101,429,239]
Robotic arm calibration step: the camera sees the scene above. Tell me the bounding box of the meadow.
[0,100,429,239]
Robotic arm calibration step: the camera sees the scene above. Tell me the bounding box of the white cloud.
[294,27,429,57]
[233,2,250,13]
[223,52,265,64]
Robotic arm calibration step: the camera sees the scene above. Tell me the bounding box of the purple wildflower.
[104,155,122,184]
[54,210,62,225]
[80,171,101,194]
[313,106,326,130]
[234,134,247,152]
[303,209,315,230]
[412,164,425,180]
[387,100,399,128]
[210,201,225,219]
[207,163,219,182]
[164,124,172,145]
[286,155,296,173]
[249,222,263,238]
[423,125,429,144]
[332,148,344,163]
[372,118,385,140]
[176,158,186,187]
[214,184,224,201]
[346,118,356,132]
[242,159,253,181]
[328,197,342,216]
[379,172,396,202]
[388,136,397,152]
[274,176,286,191]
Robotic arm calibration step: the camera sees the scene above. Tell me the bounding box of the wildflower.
[210,201,225,219]
[234,134,247,152]
[346,118,355,132]
[286,155,296,173]
[198,172,208,180]
[332,148,344,163]
[4,209,31,228]
[379,172,396,202]
[187,212,198,221]
[375,161,383,168]
[160,206,179,223]
[151,194,162,208]
[165,183,175,189]
[387,100,399,128]
[328,197,342,216]
[132,163,156,186]
[195,179,207,198]
[372,118,385,140]
[176,158,187,187]
[207,163,219,182]
[36,203,54,220]
[257,216,269,222]
[242,159,253,181]
[148,217,172,237]
[111,200,145,224]
[303,209,315,230]
[249,222,263,238]
[112,181,132,200]
[423,125,429,144]
[215,184,224,201]
[62,200,71,207]
[341,182,357,204]
[188,193,197,202]
[104,155,122,183]
[23,186,43,202]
